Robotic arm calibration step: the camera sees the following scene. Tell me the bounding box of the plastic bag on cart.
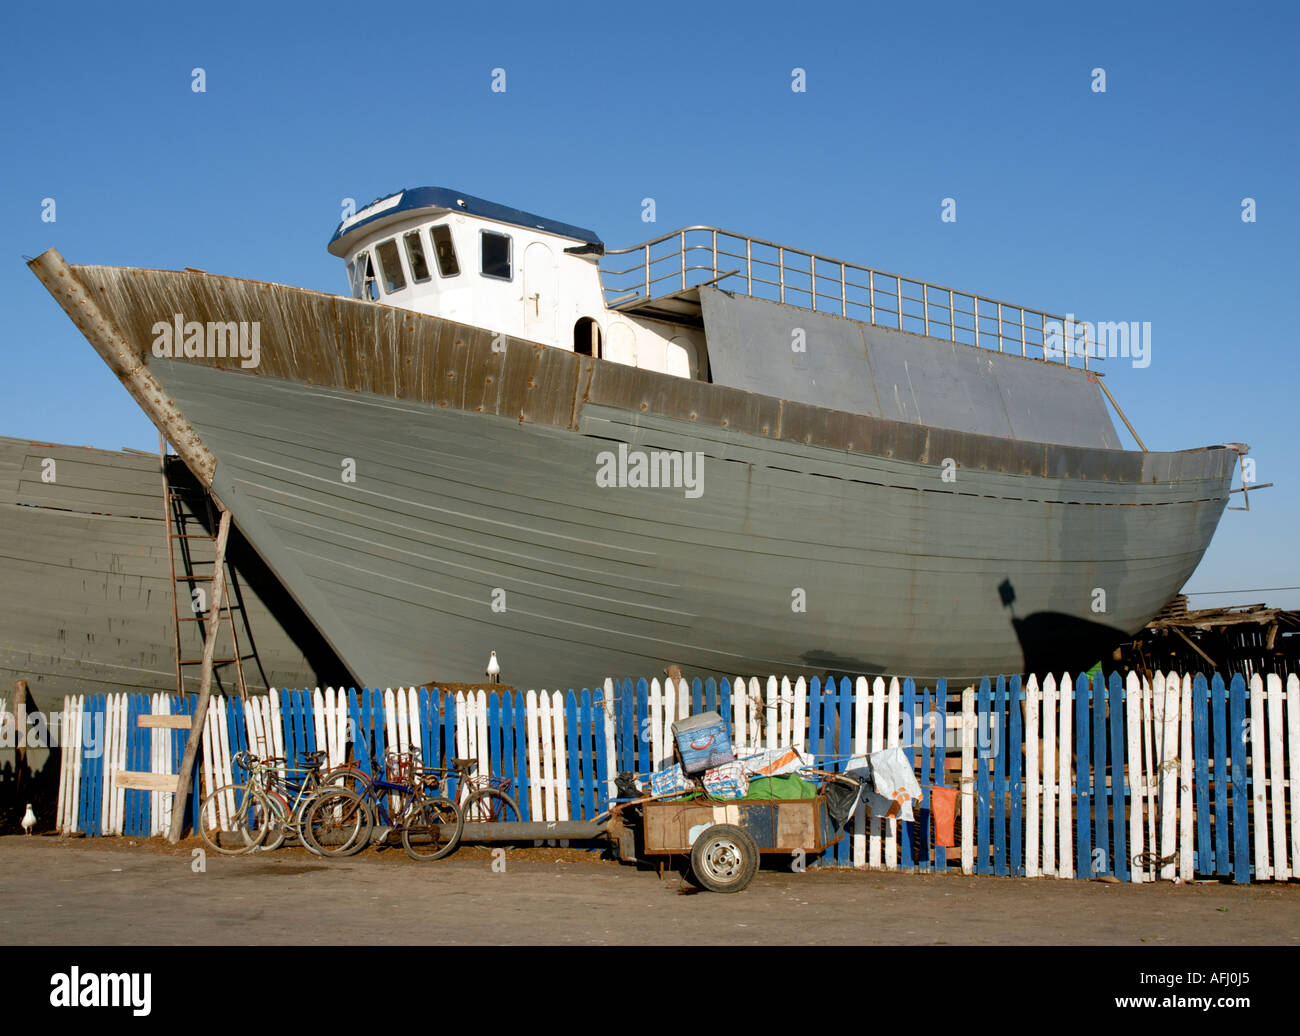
[735,745,814,778]
[865,747,922,822]
[702,761,749,800]
[824,771,868,831]
[649,762,694,797]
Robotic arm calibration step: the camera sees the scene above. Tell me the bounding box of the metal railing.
[600,226,1094,368]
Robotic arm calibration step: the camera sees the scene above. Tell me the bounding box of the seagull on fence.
[486,651,500,684]
[21,804,36,836]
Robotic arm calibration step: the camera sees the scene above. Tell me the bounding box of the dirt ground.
[1,835,1297,945]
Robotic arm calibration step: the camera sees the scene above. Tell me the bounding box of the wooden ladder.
[159,433,250,701]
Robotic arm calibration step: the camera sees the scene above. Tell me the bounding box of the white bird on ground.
[21,804,36,836]
[486,651,500,683]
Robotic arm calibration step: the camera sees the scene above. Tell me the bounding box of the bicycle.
[197,751,366,856]
[422,756,522,824]
[303,750,463,861]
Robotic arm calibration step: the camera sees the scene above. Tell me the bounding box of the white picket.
[793,677,808,752]
[1248,674,1270,881]
[1058,674,1073,879]
[525,690,542,822]
[475,689,489,779]
[732,676,747,748]
[269,689,285,759]
[1043,674,1057,876]
[960,685,975,875]
[603,691,618,805]
[1025,676,1041,877]
[765,676,778,749]
[70,695,85,834]
[870,676,887,866]
[1142,676,1158,882]
[539,691,556,821]
[677,676,689,718]
[1123,672,1143,881]
[1288,675,1300,875]
[1179,674,1194,882]
[884,677,901,869]
[1266,674,1288,881]
[647,679,663,769]
[852,676,869,868]
[551,691,569,823]
[774,675,785,748]
[1159,672,1180,881]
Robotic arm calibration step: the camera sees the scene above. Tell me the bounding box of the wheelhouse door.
[523,241,557,345]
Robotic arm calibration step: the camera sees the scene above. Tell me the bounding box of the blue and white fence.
[51,671,1300,883]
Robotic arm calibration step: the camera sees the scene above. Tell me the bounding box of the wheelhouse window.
[375,238,406,294]
[350,251,379,300]
[480,230,512,281]
[430,223,460,277]
[403,230,432,283]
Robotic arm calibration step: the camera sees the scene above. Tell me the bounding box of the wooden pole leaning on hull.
[166,509,233,844]
[25,249,217,488]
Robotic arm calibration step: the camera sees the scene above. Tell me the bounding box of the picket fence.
[50,672,1300,883]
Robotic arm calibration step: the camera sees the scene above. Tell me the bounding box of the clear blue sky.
[2,0,1296,608]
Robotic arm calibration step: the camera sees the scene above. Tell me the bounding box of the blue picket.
[719,678,732,741]
[973,676,990,874]
[1192,674,1211,874]
[1108,672,1129,882]
[992,676,1007,875]
[836,677,852,865]
[1091,673,1108,876]
[705,677,717,714]
[1229,673,1249,883]
[918,686,933,871]
[565,690,581,820]
[635,678,648,777]
[301,689,317,756]
[347,690,367,778]
[618,677,634,773]
[443,692,458,784]
[1074,673,1091,878]
[513,691,530,821]
[808,676,823,769]
[1008,675,1023,876]
[691,677,702,715]
[581,690,596,820]
[1211,674,1230,876]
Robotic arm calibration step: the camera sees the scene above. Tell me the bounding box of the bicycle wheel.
[401,795,463,861]
[302,788,372,857]
[198,783,266,856]
[321,765,372,797]
[258,792,290,852]
[462,788,521,825]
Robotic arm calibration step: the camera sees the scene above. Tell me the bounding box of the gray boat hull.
[30,256,1238,689]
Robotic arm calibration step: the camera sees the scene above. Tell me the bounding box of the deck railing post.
[810,254,817,312]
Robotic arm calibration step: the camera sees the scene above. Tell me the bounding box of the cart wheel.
[689,824,759,893]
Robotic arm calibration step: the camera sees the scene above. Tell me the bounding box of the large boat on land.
[28,187,1243,689]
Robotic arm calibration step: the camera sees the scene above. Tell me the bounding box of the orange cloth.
[930,785,957,848]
